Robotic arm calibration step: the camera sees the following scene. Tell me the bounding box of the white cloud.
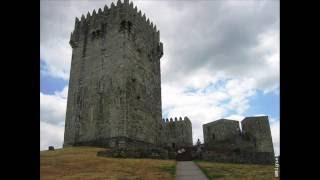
[225,114,245,121]
[40,0,115,80]
[162,76,260,145]
[40,39,72,80]
[40,86,68,150]
[40,121,65,151]
[54,86,69,99]
[40,86,68,126]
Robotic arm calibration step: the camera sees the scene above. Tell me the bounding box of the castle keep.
[63,0,192,149]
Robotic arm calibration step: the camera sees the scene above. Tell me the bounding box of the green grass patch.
[201,167,225,179]
[41,147,176,180]
[194,160,278,180]
[158,162,176,176]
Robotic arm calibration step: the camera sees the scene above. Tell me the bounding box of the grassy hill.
[40,147,176,180]
[195,161,278,180]
[40,147,278,180]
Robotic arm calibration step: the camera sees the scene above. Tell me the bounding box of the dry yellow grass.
[40,147,176,180]
[195,161,279,180]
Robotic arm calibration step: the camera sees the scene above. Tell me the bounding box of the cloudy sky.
[40,0,279,155]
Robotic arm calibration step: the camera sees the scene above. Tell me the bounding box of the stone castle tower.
[241,116,274,153]
[203,116,275,164]
[161,117,193,148]
[63,0,166,148]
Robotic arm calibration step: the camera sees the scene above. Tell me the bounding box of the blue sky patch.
[40,60,68,94]
[246,89,279,118]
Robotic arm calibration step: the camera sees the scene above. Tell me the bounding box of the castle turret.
[162,116,193,149]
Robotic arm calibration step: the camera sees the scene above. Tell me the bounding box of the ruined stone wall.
[203,119,240,143]
[203,119,243,151]
[64,0,163,147]
[241,116,274,153]
[161,117,193,149]
[202,116,275,164]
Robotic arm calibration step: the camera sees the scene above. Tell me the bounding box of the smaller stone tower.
[203,119,240,144]
[241,116,274,154]
[161,116,193,149]
[203,119,242,152]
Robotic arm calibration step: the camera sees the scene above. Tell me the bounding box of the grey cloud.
[41,0,279,91]
[41,0,115,44]
[157,1,279,91]
[41,0,116,78]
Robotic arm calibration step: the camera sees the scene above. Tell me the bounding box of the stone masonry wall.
[203,119,240,143]
[64,0,163,147]
[202,116,275,164]
[161,117,193,149]
[241,116,274,153]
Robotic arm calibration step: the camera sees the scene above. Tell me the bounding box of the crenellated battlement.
[162,116,192,124]
[70,0,162,59]
[159,116,193,148]
[72,0,158,34]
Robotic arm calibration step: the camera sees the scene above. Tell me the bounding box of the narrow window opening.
[137,48,142,54]
[96,30,101,36]
[91,32,96,40]
[128,21,132,33]
[120,20,126,32]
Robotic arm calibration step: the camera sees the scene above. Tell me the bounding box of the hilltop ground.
[195,161,278,180]
[40,147,176,180]
[40,147,277,180]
